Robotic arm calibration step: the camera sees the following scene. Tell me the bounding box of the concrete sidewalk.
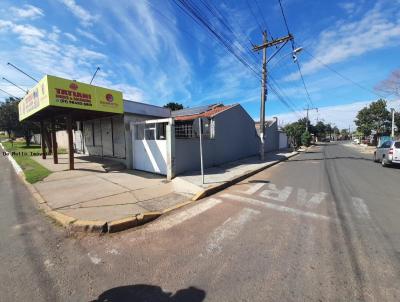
[176,149,298,198]
[343,142,376,155]
[31,154,191,231]
[24,150,297,233]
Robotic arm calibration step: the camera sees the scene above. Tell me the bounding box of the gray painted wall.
[174,105,260,175]
[263,118,279,152]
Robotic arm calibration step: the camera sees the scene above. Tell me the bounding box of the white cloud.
[271,99,400,129]
[64,32,77,42]
[59,0,98,27]
[0,16,145,104]
[0,20,45,45]
[10,4,44,19]
[284,1,400,81]
[99,1,193,105]
[76,28,104,45]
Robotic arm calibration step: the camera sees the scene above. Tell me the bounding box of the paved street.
[1,142,400,301]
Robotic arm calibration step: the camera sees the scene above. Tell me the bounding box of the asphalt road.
[1,142,400,301]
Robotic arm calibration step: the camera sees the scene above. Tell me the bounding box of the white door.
[133,123,168,175]
[101,118,113,156]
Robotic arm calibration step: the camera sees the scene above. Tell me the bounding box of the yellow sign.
[19,75,123,121]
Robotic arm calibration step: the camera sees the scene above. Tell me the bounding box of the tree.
[375,69,400,97]
[394,112,400,136]
[164,102,183,111]
[0,98,19,138]
[354,99,391,137]
[333,126,340,136]
[313,121,327,139]
[0,97,39,146]
[301,131,311,147]
[340,129,349,140]
[284,118,307,149]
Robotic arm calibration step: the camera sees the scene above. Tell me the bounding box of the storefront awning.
[18,75,123,122]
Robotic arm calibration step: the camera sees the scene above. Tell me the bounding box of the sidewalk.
[30,154,191,232]
[343,142,376,154]
[176,149,298,199]
[20,150,297,233]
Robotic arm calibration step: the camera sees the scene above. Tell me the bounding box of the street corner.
[70,220,108,233]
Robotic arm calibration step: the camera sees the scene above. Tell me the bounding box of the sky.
[0,0,399,130]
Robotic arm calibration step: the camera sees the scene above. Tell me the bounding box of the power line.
[277,0,315,107]
[278,0,291,38]
[253,0,274,40]
[295,59,315,107]
[172,0,262,79]
[245,0,263,34]
[170,0,303,118]
[303,48,385,98]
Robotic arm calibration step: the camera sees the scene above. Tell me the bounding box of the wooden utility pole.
[304,105,318,132]
[66,116,74,170]
[51,119,58,164]
[253,33,293,160]
[40,121,46,159]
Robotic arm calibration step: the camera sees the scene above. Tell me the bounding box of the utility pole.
[253,32,293,160]
[391,108,395,138]
[304,105,318,132]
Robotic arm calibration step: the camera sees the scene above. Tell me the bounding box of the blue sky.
[0,0,399,129]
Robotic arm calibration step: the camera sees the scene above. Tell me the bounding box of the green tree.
[354,99,391,137]
[164,102,183,111]
[284,118,307,149]
[0,98,19,138]
[0,97,39,146]
[313,121,326,139]
[394,112,400,136]
[301,131,311,147]
[340,129,349,136]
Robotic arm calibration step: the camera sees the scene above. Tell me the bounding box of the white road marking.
[205,208,260,255]
[88,253,102,264]
[297,188,327,209]
[351,197,370,219]
[106,248,120,255]
[239,183,265,195]
[146,198,222,232]
[259,184,293,202]
[44,259,54,268]
[221,193,332,221]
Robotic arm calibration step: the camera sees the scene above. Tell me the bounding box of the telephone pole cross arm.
[252,32,294,161]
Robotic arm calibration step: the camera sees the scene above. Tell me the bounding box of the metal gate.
[132,119,169,175]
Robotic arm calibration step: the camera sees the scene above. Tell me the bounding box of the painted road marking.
[297,188,327,209]
[146,198,222,232]
[221,193,332,221]
[351,197,370,219]
[241,183,264,195]
[238,183,328,208]
[204,207,260,255]
[88,253,102,264]
[259,184,293,202]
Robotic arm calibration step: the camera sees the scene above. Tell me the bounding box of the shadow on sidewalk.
[91,284,206,302]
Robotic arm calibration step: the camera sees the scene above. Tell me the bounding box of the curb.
[191,151,299,201]
[4,142,300,234]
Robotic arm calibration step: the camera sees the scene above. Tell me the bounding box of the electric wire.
[303,48,385,98]
[170,0,303,116]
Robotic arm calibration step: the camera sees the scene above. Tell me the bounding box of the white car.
[353,138,360,144]
[374,140,400,166]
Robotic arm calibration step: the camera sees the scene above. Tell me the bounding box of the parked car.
[353,138,360,144]
[374,140,400,166]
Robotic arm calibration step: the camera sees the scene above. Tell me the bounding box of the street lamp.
[292,47,303,62]
[269,46,303,69]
